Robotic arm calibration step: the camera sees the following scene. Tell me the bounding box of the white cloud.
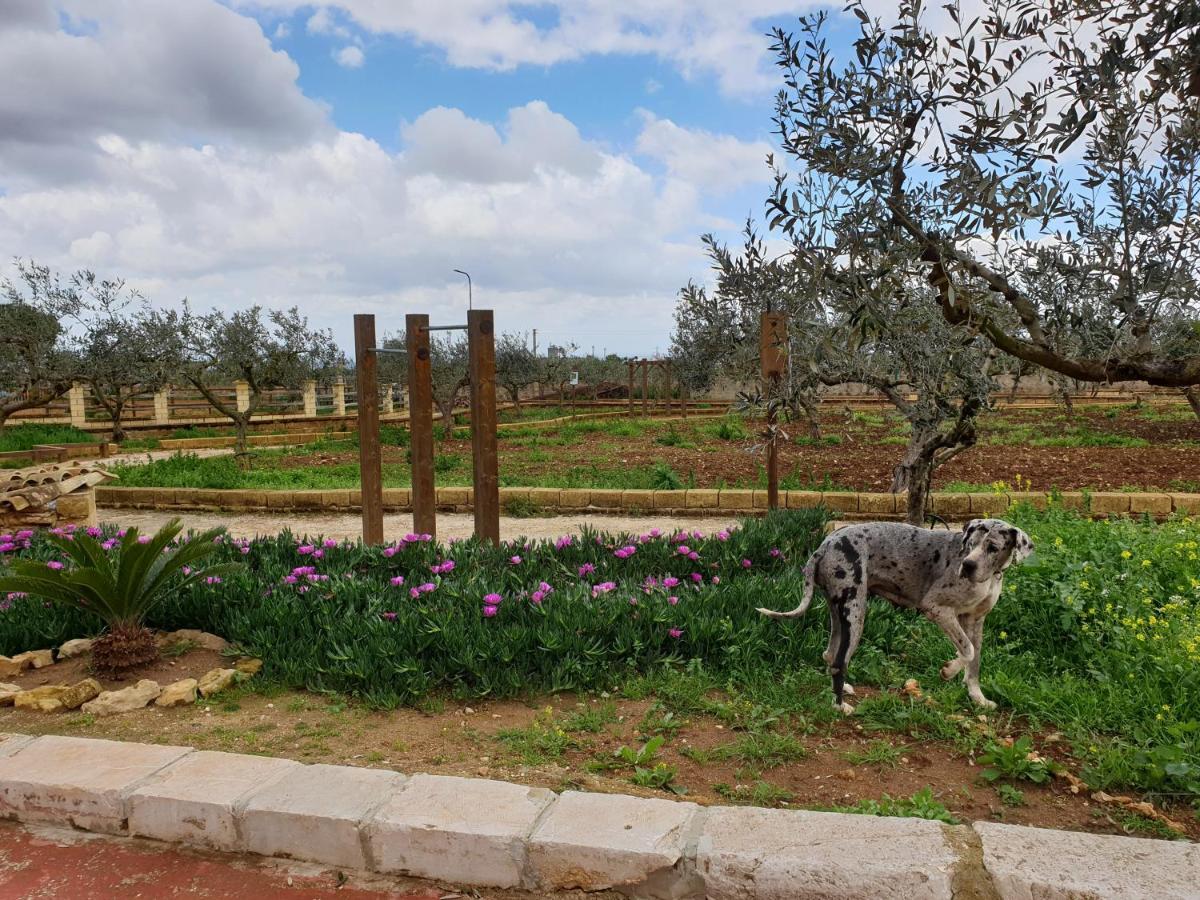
[273,22,290,40]
[0,0,326,189]
[635,112,772,193]
[235,1,821,96]
[334,45,365,68]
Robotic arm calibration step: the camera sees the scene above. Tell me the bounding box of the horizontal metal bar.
[425,324,468,332]
[366,347,406,354]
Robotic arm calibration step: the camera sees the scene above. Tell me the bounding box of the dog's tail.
[756,549,819,619]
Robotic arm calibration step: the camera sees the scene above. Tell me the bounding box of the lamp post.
[453,269,472,310]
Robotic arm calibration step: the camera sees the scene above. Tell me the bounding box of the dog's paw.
[833,701,855,715]
[972,696,997,711]
[842,683,855,696]
[940,660,965,680]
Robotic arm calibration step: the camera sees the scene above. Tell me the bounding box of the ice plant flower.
[137,535,152,544]
[86,527,102,538]
[614,545,637,559]
[668,595,679,605]
[578,563,596,577]
[482,605,499,617]
[418,582,436,594]
[711,576,720,585]
[323,539,338,549]
[742,559,752,569]
[538,581,553,594]
[663,576,680,589]
[484,592,503,605]
[46,561,64,571]
[297,544,315,555]
[592,581,616,597]
[205,576,222,585]
[390,575,405,587]
[688,551,700,561]
[717,529,730,542]
[409,587,421,599]
[382,546,398,558]
[381,611,398,621]
[691,572,703,583]
[510,555,522,565]
[668,628,683,639]
[102,539,118,550]
[769,548,782,558]
[676,545,691,555]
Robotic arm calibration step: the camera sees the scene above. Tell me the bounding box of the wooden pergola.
[626,359,683,418]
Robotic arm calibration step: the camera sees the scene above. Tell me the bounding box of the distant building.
[546,345,568,359]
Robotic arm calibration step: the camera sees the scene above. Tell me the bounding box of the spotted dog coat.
[757,519,1034,713]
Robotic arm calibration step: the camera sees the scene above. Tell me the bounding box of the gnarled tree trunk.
[1185,386,1200,421]
[889,400,981,525]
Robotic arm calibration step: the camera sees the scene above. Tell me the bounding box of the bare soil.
[4,650,1194,842]
[278,406,1200,492]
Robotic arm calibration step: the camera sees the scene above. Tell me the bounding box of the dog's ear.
[1010,528,1034,563]
[961,519,982,552]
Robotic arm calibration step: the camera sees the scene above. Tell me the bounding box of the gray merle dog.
[757,518,1033,713]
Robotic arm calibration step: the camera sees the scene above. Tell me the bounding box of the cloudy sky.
[0,0,863,356]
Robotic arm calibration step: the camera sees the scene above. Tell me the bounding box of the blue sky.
[0,0,859,356]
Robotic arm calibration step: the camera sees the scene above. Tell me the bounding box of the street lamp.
[453,269,472,310]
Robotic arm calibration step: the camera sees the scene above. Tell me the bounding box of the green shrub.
[0,424,96,453]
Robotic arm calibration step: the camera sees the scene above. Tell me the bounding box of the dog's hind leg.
[829,585,867,714]
[823,605,854,696]
[963,615,996,709]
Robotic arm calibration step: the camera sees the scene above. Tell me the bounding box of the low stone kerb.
[974,820,1200,900]
[366,773,553,889]
[697,805,958,900]
[0,735,191,833]
[241,763,405,871]
[527,790,699,893]
[128,750,299,851]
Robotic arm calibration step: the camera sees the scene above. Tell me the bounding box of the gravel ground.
[98,508,745,542]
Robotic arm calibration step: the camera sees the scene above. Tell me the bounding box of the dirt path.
[98,508,744,542]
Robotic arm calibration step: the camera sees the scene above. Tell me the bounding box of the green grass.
[0,424,96,453]
[823,787,959,824]
[844,739,905,768]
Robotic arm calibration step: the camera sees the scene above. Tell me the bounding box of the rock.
[155,678,198,708]
[59,678,102,711]
[234,658,262,677]
[12,650,54,669]
[0,656,32,678]
[82,680,161,716]
[14,685,68,712]
[197,668,238,698]
[163,629,229,652]
[0,683,20,707]
[58,639,94,659]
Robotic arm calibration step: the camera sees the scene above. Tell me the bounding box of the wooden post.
[628,362,635,418]
[406,314,436,540]
[468,309,500,545]
[354,315,384,545]
[761,312,788,511]
[641,362,649,417]
[663,362,671,416]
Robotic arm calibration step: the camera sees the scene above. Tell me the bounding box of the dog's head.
[958,518,1034,583]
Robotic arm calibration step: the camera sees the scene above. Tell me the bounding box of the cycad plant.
[0,519,239,673]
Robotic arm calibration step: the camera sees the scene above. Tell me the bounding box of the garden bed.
[2,507,1198,838]
[109,403,1200,493]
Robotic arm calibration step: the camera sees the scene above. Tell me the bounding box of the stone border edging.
[95,484,1200,521]
[0,733,1194,898]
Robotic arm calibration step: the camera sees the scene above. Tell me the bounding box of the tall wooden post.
[628,362,635,418]
[761,312,788,511]
[406,314,436,540]
[663,363,671,416]
[641,362,649,417]
[468,309,500,545]
[354,315,384,545]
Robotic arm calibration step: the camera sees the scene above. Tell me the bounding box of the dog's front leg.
[963,615,995,709]
[921,605,974,681]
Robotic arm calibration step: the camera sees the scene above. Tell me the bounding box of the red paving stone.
[0,821,441,899]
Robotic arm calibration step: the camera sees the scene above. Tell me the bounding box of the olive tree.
[767,0,1200,390]
[0,262,84,429]
[494,333,539,410]
[173,305,342,459]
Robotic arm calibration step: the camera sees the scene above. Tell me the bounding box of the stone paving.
[1,732,1196,899]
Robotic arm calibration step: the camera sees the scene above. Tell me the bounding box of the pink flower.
[741,559,752,569]
[182,566,193,576]
[382,546,398,558]
[668,595,679,605]
[46,561,64,571]
[555,535,574,550]
[711,576,721,585]
[668,628,683,639]
[663,576,680,588]
[538,581,553,593]
[484,592,503,605]
[431,560,456,575]
[591,581,616,597]
[578,563,596,577]
[86,527,102,538]
[649,528,662,538]
[418,582,436,594]
[323,539,338,549]
[137,535,151,544]
[390,575,405,587]
[117,529,127,538]
[102,539,117,550]
[0,543,15,553]
[419,533,433,542]
[381,611,398,621]
[614,545,637,559]
[531,591,545,604]
[205,576,222,585]
[402,533,419,543]
[312,549,325,559]
[482,605,499,617]
[629,597,638,606]
[691,572,702,583]
[688,551,700,561]
[409,587,421,599]
[676,545,691,555]
[510,555,522,565]
[717,529,730,542]
[769,548,782,558]
[297,544,315,555]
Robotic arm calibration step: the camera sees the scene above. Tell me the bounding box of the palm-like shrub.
[0,519,239,672]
